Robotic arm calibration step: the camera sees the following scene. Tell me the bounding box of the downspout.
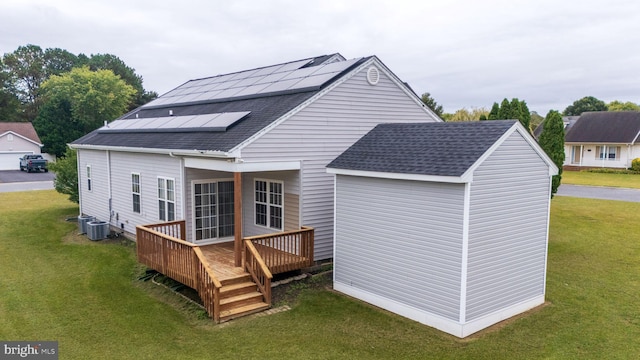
[107,150,112,222]
[580,145,583,167]
[76,148,83,215]
[169,151,187,228]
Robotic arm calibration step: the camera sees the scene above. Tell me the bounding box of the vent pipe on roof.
[169,110,173,116]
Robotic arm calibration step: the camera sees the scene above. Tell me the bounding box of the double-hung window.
[596,145,621,160]
[255,179,283,230]
[86,165,92,192]
[132,173,141,213]
[158,177,175,221]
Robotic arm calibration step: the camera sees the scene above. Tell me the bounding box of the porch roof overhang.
[185,157,301,173]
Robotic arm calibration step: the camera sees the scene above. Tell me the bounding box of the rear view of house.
[70,53,440,320]
[564,111,640,169]
[328,120,558,337]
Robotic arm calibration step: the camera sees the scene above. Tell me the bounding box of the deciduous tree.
[33,66,136,157]
[607,100,640,112]
[538,110,565,197]
[563,96,607,115]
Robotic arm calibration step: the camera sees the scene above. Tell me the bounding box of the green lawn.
[1,191,639,359]
[562,170,640,188]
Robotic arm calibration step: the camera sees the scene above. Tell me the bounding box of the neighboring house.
[70,53,440,321]
[532,115,579,140]
[327,120,558,338]
[564,111,640,169]
[0,122,43,171]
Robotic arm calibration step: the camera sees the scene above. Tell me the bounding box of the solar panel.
[141,57,363,108]
[101,111,251,133]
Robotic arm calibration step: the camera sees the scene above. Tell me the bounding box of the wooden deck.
[200,241,312,280]
[136,221,314,322]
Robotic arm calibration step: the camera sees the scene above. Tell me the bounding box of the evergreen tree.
[519,100,532,132]
[538,110,565,197]
[498,98,511,119]
[510,98,522,121]
[488,102,500,120]
[420,92,444,117]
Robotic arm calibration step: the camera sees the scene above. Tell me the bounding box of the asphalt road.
[556,184,640,202]
[0,170,55,193]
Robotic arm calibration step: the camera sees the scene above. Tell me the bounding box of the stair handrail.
[193,247,222,322]
[243,240,272,306]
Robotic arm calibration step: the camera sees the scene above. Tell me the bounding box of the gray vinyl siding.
[242,171,300,237]
[241,63,439,259]
[77,149,110,222]
[466,132,551,321]
[334,175,465,321]
[108,152,182,235]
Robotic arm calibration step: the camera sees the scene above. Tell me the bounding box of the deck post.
[234,172,243,267]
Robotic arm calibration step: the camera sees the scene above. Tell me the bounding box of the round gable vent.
[366,66,380,85]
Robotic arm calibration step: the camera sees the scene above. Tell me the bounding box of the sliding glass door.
[193,180,234,243]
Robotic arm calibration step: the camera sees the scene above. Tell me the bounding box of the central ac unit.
[78,215,95,234]
[87,221,109,241]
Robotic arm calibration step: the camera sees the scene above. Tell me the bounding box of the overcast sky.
[1,0,639,115]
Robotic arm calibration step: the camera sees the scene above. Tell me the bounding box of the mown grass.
[563,170,640,188]
[1,191,639,359]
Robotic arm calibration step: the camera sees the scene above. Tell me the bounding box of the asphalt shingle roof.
[72,54,369,152]
[0,122,41,143]
[565,111,640,143]
[327,120,517,177]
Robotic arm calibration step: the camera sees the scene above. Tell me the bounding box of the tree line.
[0,44,157,157]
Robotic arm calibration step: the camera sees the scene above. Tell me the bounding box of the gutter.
[68,143,238,159]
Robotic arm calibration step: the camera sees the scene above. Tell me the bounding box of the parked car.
[19,154,48,173]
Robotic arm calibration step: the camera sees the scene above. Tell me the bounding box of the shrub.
[632,158,640,172]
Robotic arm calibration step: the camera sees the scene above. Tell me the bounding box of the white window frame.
[596,145,621,160]
[192,179,235,242]
[132,173,141,214]
[157,177,176,221]
[254,179,284,231]
[86,165,92,192]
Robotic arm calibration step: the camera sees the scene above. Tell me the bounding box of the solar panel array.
[142,57,363,108]
[100,112,251,132]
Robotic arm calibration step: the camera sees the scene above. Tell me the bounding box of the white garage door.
[0,152,33,171]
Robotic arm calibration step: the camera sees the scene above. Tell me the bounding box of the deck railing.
[244,226,314,274]
[243,240,272,306]
[136,221,222,322]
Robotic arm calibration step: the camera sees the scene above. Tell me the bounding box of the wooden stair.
[218,274,270,322]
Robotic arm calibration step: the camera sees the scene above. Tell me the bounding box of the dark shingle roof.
[565,111,640,143]
[72,91,317,151]
[327,120,517,177]
[0,122,41,143]
[72,54,368,152]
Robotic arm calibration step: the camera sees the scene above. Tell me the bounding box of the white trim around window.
[86,165,92,192]
[254,179,283,231]
[157,177,176,221]
[132,173,141,214]
[596,145,621,160]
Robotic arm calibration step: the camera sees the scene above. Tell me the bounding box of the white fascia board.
[185,157,300,173]
[68,143,237,159]
[0,131,43,147]
[230,56,443,154]
[461,122,559,180]
[631,129,640,145]
[327,167,466,183]
[368,56,444,122]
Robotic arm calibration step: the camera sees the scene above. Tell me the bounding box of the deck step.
[220,274,253,287]
[219,302,271,322]
[219,291,264,311]
[220,281,258,297]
